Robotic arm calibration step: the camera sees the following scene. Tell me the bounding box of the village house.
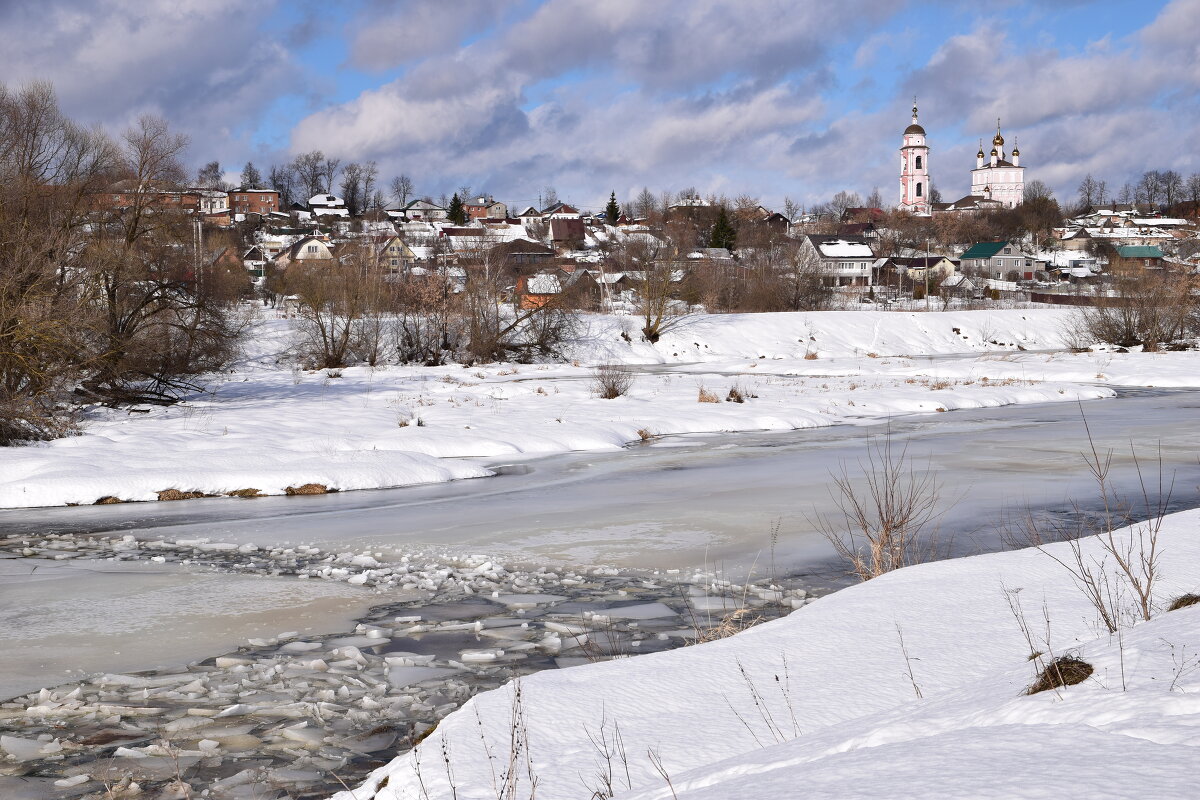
[800,234,876,287]
[389,199,448,221]
[307,193,350,218]
[959,241,1039,280]
[464,195,508,220]
[272,235,335,269]
[1108,245,1165,273]
[374,235,417,274]
[229,188,281,216]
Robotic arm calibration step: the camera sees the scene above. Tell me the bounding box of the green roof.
[1115,245,1163,258]
[960,241,1011,260]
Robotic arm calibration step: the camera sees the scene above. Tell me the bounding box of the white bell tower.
[899,99,930,215]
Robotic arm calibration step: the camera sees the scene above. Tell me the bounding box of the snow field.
[2,308,1164,509]
[341,508,1200,800]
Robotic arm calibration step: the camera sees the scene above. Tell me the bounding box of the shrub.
[593,364,634,399]
[697,386,720,403]
[1026,655,1093,695]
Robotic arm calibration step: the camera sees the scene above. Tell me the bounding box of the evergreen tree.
[604,191,620,224]
[709,205,736,251]
[447,192,467,225]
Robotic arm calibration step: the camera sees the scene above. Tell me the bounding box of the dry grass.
[594,364,635,399]
[815,426,946,581]
[1027,655,1093,695]
[94,496,126,505]
[225,488,262,498]
[1168,594,1200,611]
[156,489,206,501]
[803,352,819,360]
[636,428,655,441]
[285,483,329,496]
[697,386,720,403]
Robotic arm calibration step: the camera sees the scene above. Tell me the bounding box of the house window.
[307,245,317,254]
[915,155,923,170]
[916,183,923,197]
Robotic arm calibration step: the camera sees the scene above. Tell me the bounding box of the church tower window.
[916,182,922,197]
[915,155,922,170]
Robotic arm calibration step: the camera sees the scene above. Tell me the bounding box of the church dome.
[905,123,926,135]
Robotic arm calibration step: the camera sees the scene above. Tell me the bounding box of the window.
[915,182,922,197]
[915,155,922,170]
[307,245,317,254]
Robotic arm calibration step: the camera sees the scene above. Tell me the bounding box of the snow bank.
[11,307,1200,510]
[567,308,1076,363]
[341,509,1200,800]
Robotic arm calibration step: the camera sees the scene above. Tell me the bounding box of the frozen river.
[2,388,1198,796]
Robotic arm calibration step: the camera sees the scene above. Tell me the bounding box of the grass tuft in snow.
[1026,655,1094,695]
[1167,593,1200,611]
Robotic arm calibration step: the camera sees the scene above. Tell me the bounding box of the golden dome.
[992,118,1004,147]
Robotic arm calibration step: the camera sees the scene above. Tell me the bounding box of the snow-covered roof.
[525,274,561,294]
[811,237,874,258]
[308,193,345,207]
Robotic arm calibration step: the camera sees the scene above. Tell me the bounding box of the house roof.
[960,241,1012,260]
[1115,245,1164,258]
[524,273,562,294]
[806,235,874,258]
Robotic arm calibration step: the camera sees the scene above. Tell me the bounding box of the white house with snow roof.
[307,193,350,217]
[801,234,876,287]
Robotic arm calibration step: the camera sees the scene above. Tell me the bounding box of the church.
[970,122,1024,208]
[898,102,1026,213]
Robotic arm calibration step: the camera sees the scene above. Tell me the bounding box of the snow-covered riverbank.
[340,507,1200,800]
[8,307,1189,510]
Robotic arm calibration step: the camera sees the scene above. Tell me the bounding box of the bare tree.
[240,161,262,189]
[196,160,222,188]
[1162,169,1183,210]
[82,115,243,401]
[782,196,800,221]
[1138,170,1163,209]
[1023,179,1053,202]
[269,163,295,207]
[390,174,414,207]
[321,155,341,194]
[0,81,116,441]
[361,160,379,213]
[291,150,325,200]
[633,187,656,219]
[339,161,364,216]
[1077,174,1099,208]
[1187,173,1200,208]
[285,243,388,368]
[826,190,862,219]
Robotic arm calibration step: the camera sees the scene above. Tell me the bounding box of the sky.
[1,0,1197,213]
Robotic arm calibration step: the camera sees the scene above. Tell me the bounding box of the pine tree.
[604,191,620,224]
[709,205,736,251]
[447,192,467,225]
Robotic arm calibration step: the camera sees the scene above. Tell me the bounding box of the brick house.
[230,188,281,216]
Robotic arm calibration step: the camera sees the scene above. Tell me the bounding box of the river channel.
[0,388,1197,797]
